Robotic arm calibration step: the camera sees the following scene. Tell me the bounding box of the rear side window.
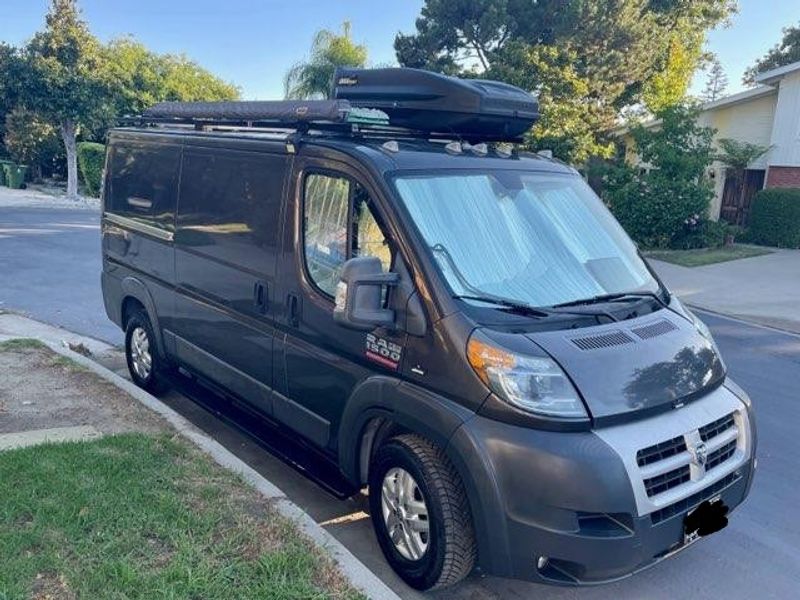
[107,143,180,231]
[303,173,392,297]
[176,150,286,275]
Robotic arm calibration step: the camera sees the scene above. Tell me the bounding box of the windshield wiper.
[453,295,552,318]
[552,291,667,309]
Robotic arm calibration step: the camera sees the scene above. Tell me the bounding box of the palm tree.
[284,22,367,99]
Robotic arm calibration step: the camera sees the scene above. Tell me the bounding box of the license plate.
[683,495,729,544]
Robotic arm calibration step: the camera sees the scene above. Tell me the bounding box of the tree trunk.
[60,119,79,200]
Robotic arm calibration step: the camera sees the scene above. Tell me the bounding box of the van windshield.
[393,170,659,309]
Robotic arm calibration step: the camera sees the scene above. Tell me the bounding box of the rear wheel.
[124,309,169,395]
[368,434,476,590]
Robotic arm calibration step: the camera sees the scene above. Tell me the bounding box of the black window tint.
[177,150,284,275]
[108,143,180,231]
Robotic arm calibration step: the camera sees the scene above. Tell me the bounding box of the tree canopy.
[1,0,239,198]
[744,22,800,84]
[16,0,111,198]
[396,0,735,163]
[104,38,239,117]
[284,22,367,99]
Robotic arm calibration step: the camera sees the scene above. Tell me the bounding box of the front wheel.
[368,434,476,590]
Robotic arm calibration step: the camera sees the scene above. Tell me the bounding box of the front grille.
[637,435,687,467]
[650,472,741,524]
[707,440,737,471]
[699,413,735,442]
[644,465,691,497]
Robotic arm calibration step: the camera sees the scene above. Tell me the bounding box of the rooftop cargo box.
[332,67,539,140]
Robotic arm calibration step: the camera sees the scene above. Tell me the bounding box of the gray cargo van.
[101,68,756,590]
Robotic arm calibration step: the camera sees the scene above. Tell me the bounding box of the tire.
[368,434,476,590]
[124,308,169,396]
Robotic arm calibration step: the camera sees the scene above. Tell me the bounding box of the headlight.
[467,332,587,419]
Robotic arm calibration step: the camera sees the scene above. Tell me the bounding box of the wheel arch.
[120,276,166,358]
[338,376,513,576]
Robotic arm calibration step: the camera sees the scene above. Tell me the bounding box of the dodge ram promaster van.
[101,68,756,590]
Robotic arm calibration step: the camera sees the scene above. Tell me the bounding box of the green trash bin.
[0,159,14,186]
[2,163,28,189]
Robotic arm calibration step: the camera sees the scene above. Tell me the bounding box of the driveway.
[650,249,800,333]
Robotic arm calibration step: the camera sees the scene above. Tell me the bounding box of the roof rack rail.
[123,68,539,143]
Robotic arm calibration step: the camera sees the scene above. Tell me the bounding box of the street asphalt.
[1,205,798,599]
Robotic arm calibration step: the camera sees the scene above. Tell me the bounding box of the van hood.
[526,309,725,425]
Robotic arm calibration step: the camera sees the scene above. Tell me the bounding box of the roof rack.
[124,68,540,143]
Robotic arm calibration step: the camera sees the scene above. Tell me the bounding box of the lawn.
[645,244,773,267]
[0,433,362,600]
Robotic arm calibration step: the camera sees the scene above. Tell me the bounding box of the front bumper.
[449,381,756,584]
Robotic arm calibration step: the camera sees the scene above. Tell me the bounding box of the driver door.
[274,157,405,450]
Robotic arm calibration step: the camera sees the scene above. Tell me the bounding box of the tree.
[4,108,64,179]
[18,0,111,199]
[701,57,729,102]
[744,22,800,85]
[104,38,239,118]
[0,43,24,156]
[284,22,367,99]
[396,0,735,164]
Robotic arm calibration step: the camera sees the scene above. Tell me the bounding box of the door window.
[303,173,392,297]
[108,143,180,231]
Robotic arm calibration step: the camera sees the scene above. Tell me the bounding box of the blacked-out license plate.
[683,496,729,544]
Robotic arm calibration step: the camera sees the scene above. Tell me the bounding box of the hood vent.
[570,330,635,351]
[631,319,677,340]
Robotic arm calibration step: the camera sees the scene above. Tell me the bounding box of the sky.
[0,0,797,101]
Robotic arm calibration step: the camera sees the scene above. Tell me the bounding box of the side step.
[168,370,360,500]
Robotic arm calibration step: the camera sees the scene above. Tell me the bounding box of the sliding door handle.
[287,293,301,327]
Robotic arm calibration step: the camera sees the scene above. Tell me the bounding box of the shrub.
[602,104,716,249]
[669,216,728,249]
[748,188,800,248]
[604,168,715,248]
[77,142,106,197]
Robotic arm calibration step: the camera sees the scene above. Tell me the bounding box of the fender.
[120,276,166,358]
[337,375,512,576]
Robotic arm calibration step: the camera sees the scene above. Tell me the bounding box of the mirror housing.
[333,256,399,331]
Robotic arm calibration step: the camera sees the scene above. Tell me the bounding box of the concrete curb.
[0,326,401,600]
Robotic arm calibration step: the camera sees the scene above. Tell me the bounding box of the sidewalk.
[0,184,99,210]
[650,248,800,333]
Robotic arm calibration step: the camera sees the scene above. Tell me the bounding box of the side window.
[303,174,392,297]
[108,143,180,231]
[177,150,285,274]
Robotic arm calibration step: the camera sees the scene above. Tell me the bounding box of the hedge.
[748,188,800,248]
[77,142,106,197]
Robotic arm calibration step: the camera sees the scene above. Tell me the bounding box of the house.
[616,59,800,226]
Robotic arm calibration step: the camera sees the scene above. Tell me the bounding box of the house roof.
[754,59,800,85]
[611,85,777,136]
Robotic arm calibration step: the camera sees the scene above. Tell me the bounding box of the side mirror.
[334,256,399,331]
